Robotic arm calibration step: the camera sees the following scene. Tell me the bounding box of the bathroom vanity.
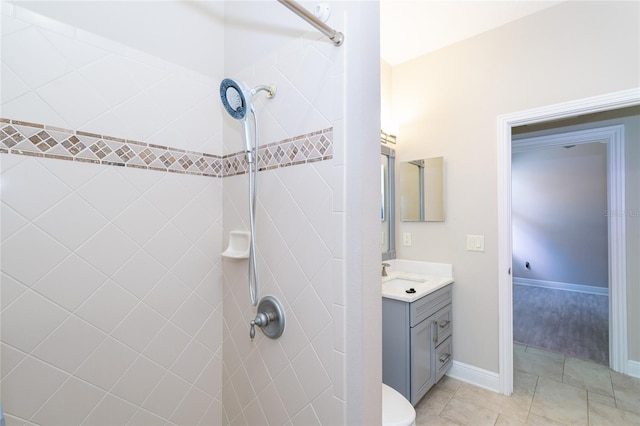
[381,261,453,406]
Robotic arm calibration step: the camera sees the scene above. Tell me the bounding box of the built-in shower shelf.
[222,230,251,259]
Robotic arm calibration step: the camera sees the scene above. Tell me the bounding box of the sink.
[382,275,453,302]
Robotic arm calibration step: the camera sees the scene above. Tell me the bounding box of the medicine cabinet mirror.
[399,156,445,222]
[381,145,396,260]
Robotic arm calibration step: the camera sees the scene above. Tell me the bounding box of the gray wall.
[512,143,608,288]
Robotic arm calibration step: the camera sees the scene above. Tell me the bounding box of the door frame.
[497,87,640,395]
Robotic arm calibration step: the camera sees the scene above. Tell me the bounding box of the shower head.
[220,78,252,121]
[219,78,276,164]
[220,78,277,121]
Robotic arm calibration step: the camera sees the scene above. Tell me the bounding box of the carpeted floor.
[513,284,609,365]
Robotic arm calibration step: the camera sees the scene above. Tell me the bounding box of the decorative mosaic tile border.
[0,118,332,177]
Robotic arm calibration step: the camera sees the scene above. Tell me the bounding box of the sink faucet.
[381,263,390,277]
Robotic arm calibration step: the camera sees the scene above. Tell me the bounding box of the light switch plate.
[467,235,485,252]
[403,232,412,246]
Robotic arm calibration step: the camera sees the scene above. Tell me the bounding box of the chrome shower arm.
[277,0,344,46]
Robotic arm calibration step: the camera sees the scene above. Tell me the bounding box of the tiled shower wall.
[220,11,344,423]
[1,4,224,425]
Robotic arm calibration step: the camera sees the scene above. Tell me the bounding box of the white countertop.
[382,272,453,302]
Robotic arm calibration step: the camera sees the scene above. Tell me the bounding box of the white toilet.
[382,383,416,426]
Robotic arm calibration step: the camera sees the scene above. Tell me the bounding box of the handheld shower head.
[219,78,276,164]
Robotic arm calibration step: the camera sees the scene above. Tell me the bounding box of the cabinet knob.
[439,320,450,328]
[439,353,451,364]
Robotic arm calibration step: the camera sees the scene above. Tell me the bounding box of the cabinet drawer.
[435,336,453,383]
[434,304,452,344]
[410,284,452,327]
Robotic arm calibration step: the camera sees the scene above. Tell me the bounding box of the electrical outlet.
[402,232,412,246]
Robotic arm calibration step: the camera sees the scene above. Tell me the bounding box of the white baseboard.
[627,360,640,378]
[446,361,500,393]
[513,277,609,296]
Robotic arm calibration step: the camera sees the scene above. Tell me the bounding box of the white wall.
[1,2,224,424]
[389,1,639,372]
[512,143,608,288]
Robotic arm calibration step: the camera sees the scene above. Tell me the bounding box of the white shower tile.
[195,309,223,352]
[40,155,102,189]
[111,302,166,352]
[14,7,75,37]
[171,293,212,337]
[243,398,268,426]
[291,344,332,402]
[194,262,222,307]
[270,257,307,307]
[82,393,138,426]
[75,337,138,391]
[229,365,254,407]
[0,203,27,243]
[142,372,191,420]
[112,250,166,299]
[170,245,211,290]
[75,281,138,333]
[1,289,68,353]
[170,386,213,426]
[144,174,193,219]
[291,405,321,426]
[273,365,308,418]
[195,353,223,396]
[279,309,309,361]
[1,157,70,221]
[143,322,191,369]
[258,382,289,426]
[1,63,30,103]
[172,339,214,384]
[311,258,332,312]
[76,224,139,276]
[0,91,69,128]
[0,342,26,381]
[0,273,26,310]
[32,314,106,373]
[36,71,111,129]
[111,356,165,406]
[1,6,29,36]
[1,356,69,420]
[172,198,215,243]
[113,197,166,246]
[292,285,331,340]
[76,28,126,55]
[31,376,105,426]
[1,26,73,89]
[332,304,345,354]
[111,92,169,142]
[34,193,108,250]
[312,387,334,426]
[78,55,143,106]
[41,28,110,70]
[143,272,191,319]
[311,320,332,377]
[127,409,166,426]
[144,222,192,268]
[333,351,346,400]
[290,224,331,281]
[221,373,243,423]
[79,106,136,141]
[76,167,140,220]
[145,74,209,119]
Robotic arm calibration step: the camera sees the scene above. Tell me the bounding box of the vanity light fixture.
[381,130,397,144]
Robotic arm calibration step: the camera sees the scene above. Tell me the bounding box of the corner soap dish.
[222,230,250,259]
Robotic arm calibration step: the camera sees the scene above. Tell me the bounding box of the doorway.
[496,88,639,395]
[511,134,610,365]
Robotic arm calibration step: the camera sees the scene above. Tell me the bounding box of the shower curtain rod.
[277,0,344,46]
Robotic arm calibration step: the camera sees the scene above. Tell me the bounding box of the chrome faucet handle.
[249,296,285,341]
[381,263,390,277]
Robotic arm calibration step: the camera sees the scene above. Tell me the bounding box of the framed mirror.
[381,145,396,260]
[399,156,445,222]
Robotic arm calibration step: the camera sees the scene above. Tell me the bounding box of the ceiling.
[380,1,564,66]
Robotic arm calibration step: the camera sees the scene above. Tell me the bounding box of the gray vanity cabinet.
[382,283,453,406]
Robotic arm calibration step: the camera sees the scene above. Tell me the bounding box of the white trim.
[513,278,609,296]
[497,87,640,395]
[446,361,500,393]
[628,360,640,379]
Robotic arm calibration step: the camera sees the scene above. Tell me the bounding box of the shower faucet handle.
[248,296,285,341]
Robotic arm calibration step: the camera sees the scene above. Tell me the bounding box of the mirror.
[381,145,396,260]
[399,156,445,222]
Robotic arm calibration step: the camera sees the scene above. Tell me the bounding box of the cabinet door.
[410,318,434,405]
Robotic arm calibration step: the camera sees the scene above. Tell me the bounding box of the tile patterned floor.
[415,344,640,425]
